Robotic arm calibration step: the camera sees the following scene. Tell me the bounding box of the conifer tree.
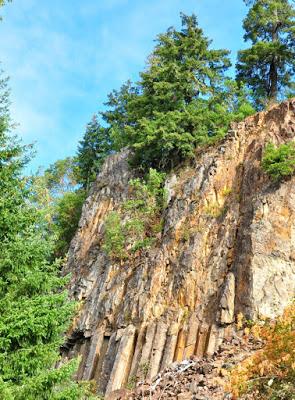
[102,14,254,170]
[75,116,112,190]
[237,0,295,108]
[101,80,138,151]
[0,74,91,400]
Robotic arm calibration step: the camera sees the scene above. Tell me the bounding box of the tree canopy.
[237,0,295,108]
[75,116,112,190]
[0,4,294,398]
[97,14,255,172]
[0,73,90,400]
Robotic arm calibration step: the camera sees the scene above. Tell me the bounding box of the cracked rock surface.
[117,332,263,400]
[63,100,295,396]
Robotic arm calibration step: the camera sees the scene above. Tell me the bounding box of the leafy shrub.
[230,302,295,399]
[102,169,166,259]
[204,200,226,218]
[29,158,86,258]
[262,142,295,181]
[53,190,86,257]
[103,211,126,259]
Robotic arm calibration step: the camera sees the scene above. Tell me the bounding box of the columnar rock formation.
[63,100,295,396]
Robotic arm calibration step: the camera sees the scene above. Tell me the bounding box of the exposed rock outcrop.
[125,332,263,400]
[63,100,295,396]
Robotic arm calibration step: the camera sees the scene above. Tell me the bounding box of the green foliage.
[0,0,11,19]
[126,375,137,390]
[262,141,295,180]
[0,73,89,398]
[101,80,138,152]
[103,169,166,259]
[204,201,222,218]
[139,362,149,379]
[103,211,126,259]
[53,189,86,257]
[237,0,295,108]
[75,116,112,190]
[30,158,85,258]
[230,302,295,400]
[0,0,11,6]
[44,157,77,195]
[100,14,255,171]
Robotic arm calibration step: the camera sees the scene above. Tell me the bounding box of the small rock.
[190,381,199,393]
[177,392,192,400]
[194,395,209,400]
[105,388,130,400]
[219,368,228,377]
[200,364,213,374]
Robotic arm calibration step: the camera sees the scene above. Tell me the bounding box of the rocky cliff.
[63,99,295,397]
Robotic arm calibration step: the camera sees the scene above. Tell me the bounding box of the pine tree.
[102,14,254,170]
[138,14,231,110]
[237,0,295,108]
[0,74,91,400]
[100,80,138,151]
[75,116,112,190]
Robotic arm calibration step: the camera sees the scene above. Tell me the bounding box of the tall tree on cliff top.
[103,14,254,171]
[237,0,295,108]
[75,116,112,190]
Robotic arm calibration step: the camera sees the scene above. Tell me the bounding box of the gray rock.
[62,100,295,395]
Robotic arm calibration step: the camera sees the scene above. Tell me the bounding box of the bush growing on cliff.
[103,169,166,259]
[262,141,295,180]
[103,211,126,259]
[230,302,295,399]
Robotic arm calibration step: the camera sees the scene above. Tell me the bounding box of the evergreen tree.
[102,14,254,170]
[237,0,295,108]
[101,80,138,151]
[75,116,112,190]
[0,74,91,399]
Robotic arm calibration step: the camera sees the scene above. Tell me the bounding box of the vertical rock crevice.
[63,100,295,395]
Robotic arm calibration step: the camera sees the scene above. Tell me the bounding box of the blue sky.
[0,0,247,172]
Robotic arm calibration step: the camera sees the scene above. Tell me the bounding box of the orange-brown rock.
[63,100,295,396]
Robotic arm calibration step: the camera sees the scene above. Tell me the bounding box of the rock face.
[126,332,263,400]
[63,100,295,396]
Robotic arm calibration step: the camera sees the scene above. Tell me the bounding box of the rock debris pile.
[107,333,263,400]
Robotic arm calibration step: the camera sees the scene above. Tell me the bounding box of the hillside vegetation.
[0,0,294,399]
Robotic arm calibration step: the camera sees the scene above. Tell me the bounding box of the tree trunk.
[268,12,279,103]
[269,59,278,103]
